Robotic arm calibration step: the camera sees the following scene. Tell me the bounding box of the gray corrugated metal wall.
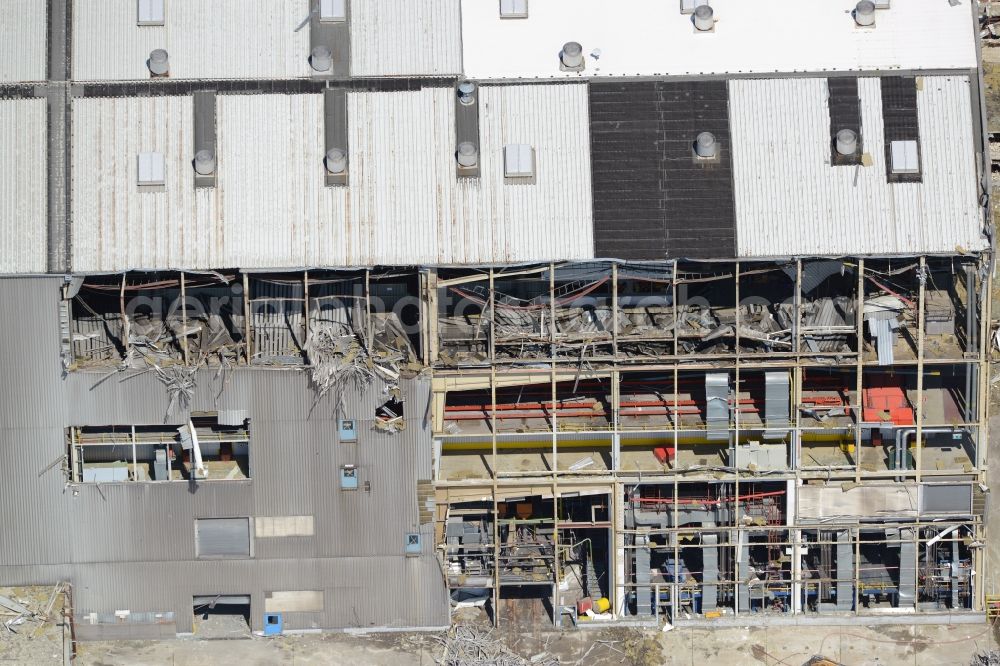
[0,277,449,633]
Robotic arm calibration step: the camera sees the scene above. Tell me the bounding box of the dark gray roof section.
[0,277,449,634]
[589,80,737,260]
[880,75,922,183]
[828,77,863,166]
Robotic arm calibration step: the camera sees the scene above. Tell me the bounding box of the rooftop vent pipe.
[148,49,169,76]
[560,42,584,69]
[456,142,479,167]
[693,4,714,31]
[457,81,477,106]
[325,148,347,174]
[835,129,858,156]
[854,1,875,26]
[695,132,718,158]
[194,149,216,176]
[310,46,333,72]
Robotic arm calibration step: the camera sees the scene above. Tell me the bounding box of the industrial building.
[0,0,992,638]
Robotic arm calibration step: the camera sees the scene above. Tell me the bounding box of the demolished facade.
[0,0,992,636]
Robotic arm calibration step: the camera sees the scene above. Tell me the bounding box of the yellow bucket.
[594,597,611,613]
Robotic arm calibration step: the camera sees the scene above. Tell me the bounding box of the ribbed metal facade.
[0,0,47,83]
[729,76,986,257]
[0,99,47,273]
[71,0,313,81]
[0,277,449,632]
[69,85,594,271]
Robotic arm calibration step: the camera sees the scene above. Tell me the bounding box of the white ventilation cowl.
[147,49,169,76]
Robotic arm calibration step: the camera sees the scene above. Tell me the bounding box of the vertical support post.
[613,482,626,617]
[119,274,130,360]
[365,269,374,352]
[611,262,619,358]
[492,485,500,627]
[131,425,138,481]
[915,256,926,482]
[550,263,557,474]
[788,479,801,613]
[303,270,310,344]
[242,273,251,364]
[611,368,620,472]
[427,269,439,366]
[489,268,496,363]
[672,260,679,357]
[855,258,864,484]
[552,481,560,627]
[180,272,189,365]
[794,259,802,355]
[734,261,741,470]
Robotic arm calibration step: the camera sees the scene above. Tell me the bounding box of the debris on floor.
[435,624,558,666]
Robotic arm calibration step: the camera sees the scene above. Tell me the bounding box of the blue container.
[263,612,283,636]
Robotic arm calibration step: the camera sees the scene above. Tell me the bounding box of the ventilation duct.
[693,4,714,31]
[194,149,216,176]
[560,42,584,71]
[456,142,479,168]
[325,148,347,174]
[310,46,333,72]
[835,128,858,156]
[147,49,169,76]
[854,1,875,26]
[695,131,718,158]
[457,81,477,106]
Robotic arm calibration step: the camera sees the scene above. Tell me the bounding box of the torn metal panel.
[705,373,730,441]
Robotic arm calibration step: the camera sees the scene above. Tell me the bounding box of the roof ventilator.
[457,81,477,106]
[457,142,479,168]
[559,42,585,72]
[853,1,876,27]
[193,90,217,188]
[455,82,481,178]
[693,4,714,31]
[194,150,216,176]
[835,129,858,156]
[324,88,348,186]
[693,132,719,160]
[325,149,347,175]
[147,49,169,77]
[310,46,333,72]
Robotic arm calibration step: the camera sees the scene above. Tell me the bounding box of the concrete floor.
[71,619,999,665]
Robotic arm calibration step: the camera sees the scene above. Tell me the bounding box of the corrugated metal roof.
[461,0,978,80]
[350,0,461,77]
[0,0,47,83]
[70,85,594,271]
[0,100,48,273]
[71,0,314,81]
[730,76,986,257]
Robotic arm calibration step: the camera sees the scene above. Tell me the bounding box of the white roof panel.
[349,0,461,77]
[461,0,977,80]
[0,100,48,273]
[70,86,593,271]
[730,75,986,257]
[0,0,47,83]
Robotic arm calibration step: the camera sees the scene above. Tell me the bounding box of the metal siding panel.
[0,100,48,273]
[71,96,199,272]
[0,0,47,82]
[72,0,313,81]
[196,518,251,558]
[350,0,461,77]
[0,278,447,629]
[72,87,594,269]
[730,76,985,257]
